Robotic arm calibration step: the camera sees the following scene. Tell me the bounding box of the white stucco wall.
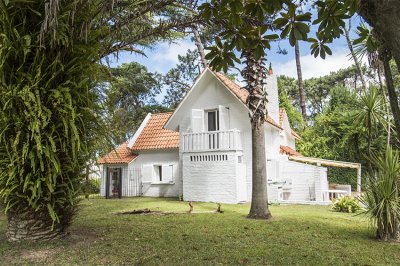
[265,125,281,160]
[182,151,245,203]
[131,149,180,198]
[265,74,280,123]
[266,157,328,202]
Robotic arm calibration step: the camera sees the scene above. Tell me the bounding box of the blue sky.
[107,14,366,101]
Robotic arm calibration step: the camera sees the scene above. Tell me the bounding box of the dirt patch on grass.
[21,248,57,262]
[115,206,224,216]
[66,227,99,246]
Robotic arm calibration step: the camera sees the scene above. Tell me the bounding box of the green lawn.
[0,198,399,265]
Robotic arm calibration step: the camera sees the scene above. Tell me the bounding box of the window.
[155,165,162,182]
[153,165,173,183]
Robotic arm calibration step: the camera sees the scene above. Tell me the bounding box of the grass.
[0,198,399,265]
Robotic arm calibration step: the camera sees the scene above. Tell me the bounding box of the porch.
[182,129,242,152]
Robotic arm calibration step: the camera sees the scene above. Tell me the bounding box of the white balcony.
[182,129,242,152]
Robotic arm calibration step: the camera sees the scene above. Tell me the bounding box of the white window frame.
[205,109,219,132]
[151,164,174,185]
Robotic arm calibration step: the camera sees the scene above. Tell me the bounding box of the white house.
[98,68,348,204]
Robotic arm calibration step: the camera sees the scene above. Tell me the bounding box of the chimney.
[268,62,273,75]
[264,65,279,123]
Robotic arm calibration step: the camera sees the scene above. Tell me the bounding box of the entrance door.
[106,167,122,199]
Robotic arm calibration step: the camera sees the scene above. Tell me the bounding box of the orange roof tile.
[97,142,138,164]
[280,145,302,156]
[279,108,285,127]
[131,112,179,151]
[213,72,282,130]
[214,72,248,103]
[291,129,301,140]
[279,108,301,140]
[266,116,283,129]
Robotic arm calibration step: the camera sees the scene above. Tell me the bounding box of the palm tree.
[294,40,307,121]
[0,0,196,241]
[342,21,367,91]
[353,24,400,145]
[274,3,312,121]
[359,147,400,242]
[355,87,386,169]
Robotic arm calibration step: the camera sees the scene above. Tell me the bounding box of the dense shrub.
[82,179,101,195]
[331,196,361,213]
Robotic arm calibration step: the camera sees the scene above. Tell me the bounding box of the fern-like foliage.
[0,0,101,229]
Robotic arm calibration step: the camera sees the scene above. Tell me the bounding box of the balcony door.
[207,110,219,131]
[207,110,219,149]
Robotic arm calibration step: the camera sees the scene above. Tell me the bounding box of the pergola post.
[357,166,362,196]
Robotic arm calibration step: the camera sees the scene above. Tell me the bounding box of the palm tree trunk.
[381,52,400,144]
[242,51,271,220]
[192,25,208,69]
[7,203,69,241]
[343,23,367,91]
[295,41,307,120]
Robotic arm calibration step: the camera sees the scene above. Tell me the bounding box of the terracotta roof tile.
[266,115,283,129]
[214,72,248,103]
[97,142,138,164]
[280,145,302,156]
[279,108,285,127]
[213,71,282,130]
[131,112,179,151]
[291,129,301,140]
[279,108,301,140]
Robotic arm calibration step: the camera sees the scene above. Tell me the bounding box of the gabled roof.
[279,108,285,126]
[97,142,138,164]
[213,71,282,130]
[131,112,179,151]
[291,129,301,140]
[279,108,301,140]
[280,145,302,157]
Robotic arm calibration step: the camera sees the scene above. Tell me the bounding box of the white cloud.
[149,40,196,73]
[274,49,366,79]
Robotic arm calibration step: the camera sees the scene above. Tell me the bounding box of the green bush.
[331,196,361,213]
[81,178,101,195]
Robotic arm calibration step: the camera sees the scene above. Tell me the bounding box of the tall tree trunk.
[343,23,367,91]
[359,0,400,73]
[377,64,392,145]
[191,25,208,69]
[242,51,271,220]
[381,51,400,144]
[295,41,307,120]
[7,203,71,241]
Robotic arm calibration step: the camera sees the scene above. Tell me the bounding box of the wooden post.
[105,166,110,199]
[357,166,362,196]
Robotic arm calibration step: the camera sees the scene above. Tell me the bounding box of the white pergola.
[289,156,362,195]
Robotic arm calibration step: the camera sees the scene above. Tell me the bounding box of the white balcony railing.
[182,129,242,152]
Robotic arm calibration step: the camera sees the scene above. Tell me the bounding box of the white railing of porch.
[182,129,242,152]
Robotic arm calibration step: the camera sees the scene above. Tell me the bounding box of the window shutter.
[142,165,153,183]
[218,105,229,130]
[191,109,204,132]
[162,165,173,183]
